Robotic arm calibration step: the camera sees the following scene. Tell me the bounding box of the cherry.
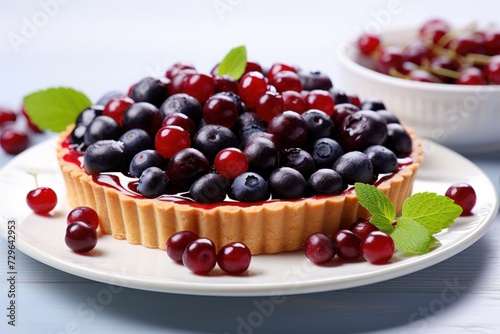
[357,33,381,56]
[350,219,379,240]
[255,91,284,122]
[445,183,476,216]
[456,67,487,85]
[165,62,196,80]
[169,68,197,95]
[403,40,431,65]
[183,73,215,104]
[483,30,500,55]
[217,242,252,275]
[0,107,16,127]
[102,96,134,126]
[305,90,335,117]
[166,231,199,263]
[65,221,98,253]
[67,206,99,230]
[214,148,248,179]
[26,186,58,215]
[162,113,197,137]
[361,231,395,264]
[203,94,239,128]
[282,90,307,114]
[269,70,303,93]
[484,55,500,84]
[154,125,191,158]
[238,71,267,109]
[304,233,335,264]
[449,35,481,57]
[332,229,362,261]
[0,128,29,154]
[243,61,264,75]
[182,238,217,275]
[267,111,309,149]
[267,62,297,82]
[376,46,406,75]
[419,18,450,44]
[214,75,239,94]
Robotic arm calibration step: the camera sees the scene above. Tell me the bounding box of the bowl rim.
[336,28,500,94]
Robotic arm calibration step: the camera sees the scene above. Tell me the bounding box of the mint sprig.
[23,87,92,132]
[217,45,247,80]
[355,183,463,255]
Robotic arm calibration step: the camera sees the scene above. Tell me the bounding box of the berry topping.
[76,106,103,127]
[167,148,211,191]
[238,71,267,109]
[268,111,309,149]
[67,206,99,230]
[299,71,333,91]
[282,90,307,114]
[155,125,191,159]
[301,109,334,141]
[304,233,335,264]
[83,115,122,147]
[192,124,238,162]
[244,137,278,177]
[385,123,412,157]
[203,94,239,128]
[137,167,169,198]
[363,145,398,174]
[65,221,98,253]
[281,148,316,178]
[102,96,134,126]
[119,128,153,159]
[162,112,197,136]
[337,110,387,152]
[269,167,307,199]
[214,148,249,179]
[189,173,228,203]
[123,102,162,138]
[231,172,269,202]
[304,90,335,116]
[166,231,199,263]
[183,73,215,104]
[129,77,169,108]
[333,151,374,185]
[307,169,345,195]
[217,242,252,275]
[84,140,128,174]
[269,70,303,93]
[129,149,164,178]
[160,93,203,124]
[311,138,344,169]
[182,238,217,275]
[255,91,284,122]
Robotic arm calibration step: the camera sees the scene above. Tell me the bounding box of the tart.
[56,61,423,255]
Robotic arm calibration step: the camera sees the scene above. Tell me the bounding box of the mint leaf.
[217,45,247,80]
[23,87,92,132]
[402,192,463,234]
[354,182,395,234]
[392,217,434,254]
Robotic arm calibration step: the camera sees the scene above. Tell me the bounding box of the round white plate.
[0,138,498,296]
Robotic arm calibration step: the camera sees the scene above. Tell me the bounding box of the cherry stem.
[27,172,39,188]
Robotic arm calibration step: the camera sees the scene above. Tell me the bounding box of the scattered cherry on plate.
[217,242,252,275]
[361,231,395,264]
[304,233,335,264]
[67,206,99,230]
[0,128,29,155]
[445,183,477,216]
[65,221,98,253]
[166,231,200,263]
[26,173,58,215]
[182,238,217,275]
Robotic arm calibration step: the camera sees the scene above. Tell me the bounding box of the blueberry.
[192,124,238,162]
[189,173,229,203]
[308,169,345,195]
[137,167,168,198]
[69,124,87,146]
[244,137,278,178]
[96,91,124,106]
[122,102,162,138]
[360,98,386,111]
[76,105,104,126]
[301,109,334,141]
[84,115,122,147]
[333,151,374,185]
[310,138,343,168]
[83,140,128,174]
[385,123,412,157]
[376,110,400,124]
[337,110,387,152]
[281,148,316,178]
[299,70,333,91]
[119,128,153,159]
[160,93,203,124]
[130,77,169,108]
[129,149,164,177]
[329,88,351,105]
[235,111,267,145]
[364,145,398,174]
[269,167,307,199]
[268,111,309,149]
[231,172,269,202]
[167,148,211,191]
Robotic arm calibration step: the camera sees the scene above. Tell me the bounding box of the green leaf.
[217,45,247,80]
[402,192,463,234]
[392,217,435,254]
[23,87,92,132]
[354,182,395,234]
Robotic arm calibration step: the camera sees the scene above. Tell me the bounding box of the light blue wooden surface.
[1,1,500,333]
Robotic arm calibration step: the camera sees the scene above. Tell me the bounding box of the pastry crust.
[56,127,423,254]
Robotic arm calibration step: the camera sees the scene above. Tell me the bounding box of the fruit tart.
[56,60,423,254]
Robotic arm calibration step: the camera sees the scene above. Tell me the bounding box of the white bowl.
[336,27,500,154]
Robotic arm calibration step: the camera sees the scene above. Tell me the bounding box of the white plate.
[0,138,498,296]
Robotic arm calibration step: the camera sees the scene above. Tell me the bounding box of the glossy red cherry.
[166,231,199,263]
[361,231,395,264]
[203,94,239,128]
[305,90,335,117]
[255,91,284,122]
[65,221,98,253]
[445,183,477,216]
[154,125,191,158]
[183,73,215,104]
[214,148,248,179]
[162,113,197,136]
[304,233,335,264]
[282,90,307,114]
[182,238,217,275]
[357,33,381,56]
[269,70,303,93]
[0,128,29,154]
[238,71,267,109]
[267,62,297,82]
[217,242,252,275]
[26,186,58,215]
[332,229,362,261]
[0,107,17,127]
[67,206,99,230]
[350,219,379,240]
[103,97,134,126]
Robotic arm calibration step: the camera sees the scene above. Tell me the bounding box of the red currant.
[154,125,191,158]
[0,128,29,154]
[183,73,215,104]
[103,97,134,126]
[445,183,477,216]
[332,229,362,261]
[269,71,302,93]
[0,107,16,127]
[305,90,335,117]
[238,71,267,109]
[166,231,199,263]
[203,94,239,128]
[67,206,99,230]
[214,148,248,179]
[304,233,335,264]
[217,242,252,275]
[357,33,381,56]
[65,221,98,253]
[350,219,379,240]
[361,231,395,264]
[282,90,307,114]
[182,238,217,275]
[162,113,196,136]
[26,186,58,215]
[255,91,284,122]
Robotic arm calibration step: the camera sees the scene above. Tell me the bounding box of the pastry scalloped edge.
[56,127,423,254]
